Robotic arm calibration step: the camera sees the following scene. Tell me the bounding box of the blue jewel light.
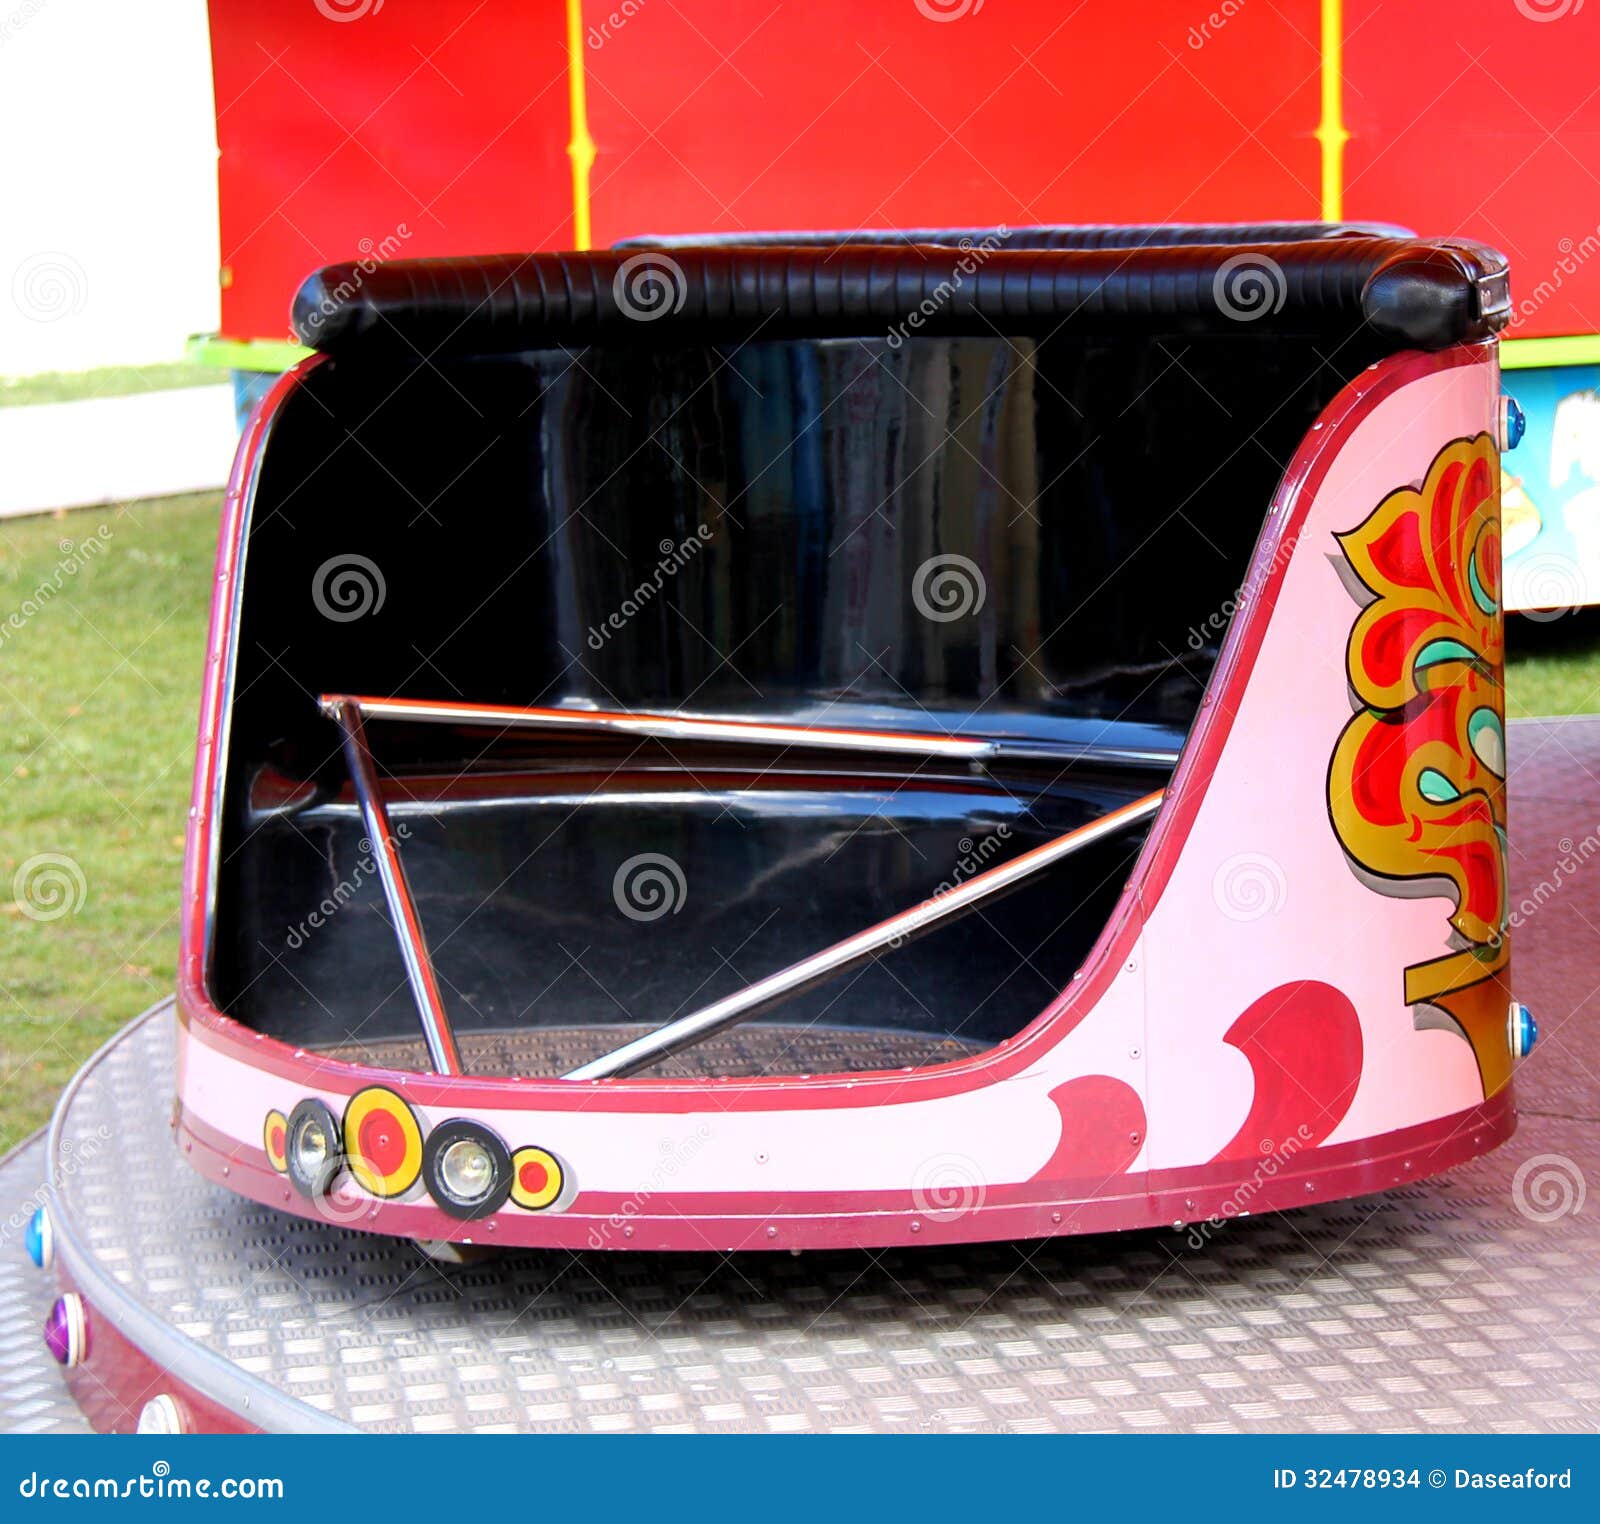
[1509,1000,1538,1060]
[24,1205,52,1271]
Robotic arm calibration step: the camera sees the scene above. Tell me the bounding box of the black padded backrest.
[292,239,1510,358]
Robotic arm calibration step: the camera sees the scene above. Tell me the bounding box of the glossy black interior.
[211,325,1381,1069]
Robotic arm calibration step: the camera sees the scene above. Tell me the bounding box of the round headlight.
[136,1394,187,1435]
[422,1119,512,1220]
[440,1138,494,1200]
[284,1098,343,1199]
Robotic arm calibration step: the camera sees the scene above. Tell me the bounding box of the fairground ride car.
[170,226,1531,1253]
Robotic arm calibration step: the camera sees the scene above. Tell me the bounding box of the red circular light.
[518,1160,548,1195]
[263,1110,290,1175]
[341,1088,422,1198]
[509,1146,563,1211]
[360,1113,405,1177]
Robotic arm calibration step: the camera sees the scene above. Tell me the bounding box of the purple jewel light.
[43,1294,85,1367]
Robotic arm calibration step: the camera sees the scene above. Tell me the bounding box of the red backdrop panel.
[1343,0,1600,340]
[582,0,1323,244]
[207,0,1323,344]
[204,1,1600,346]
[208,0,573,343]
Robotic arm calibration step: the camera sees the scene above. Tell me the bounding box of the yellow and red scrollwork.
[1328,433,1511,1095]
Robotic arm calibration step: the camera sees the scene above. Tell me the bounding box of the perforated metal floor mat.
[319,1024,987,1079]
[6,718,1600,1433]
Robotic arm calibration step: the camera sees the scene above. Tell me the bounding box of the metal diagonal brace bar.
[326,697,463,1076]
[562,789,1166,1081]
[316,693,1181,770]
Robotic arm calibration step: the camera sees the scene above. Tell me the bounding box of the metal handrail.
[562,790,1165,1080]
[320,693,1170,1082]
[316,693,1181,770]
[326,698,462,1076]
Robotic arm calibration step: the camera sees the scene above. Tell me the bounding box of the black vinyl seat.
[213,233,1510,1064]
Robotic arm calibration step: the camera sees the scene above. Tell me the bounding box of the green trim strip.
[185,334,314,373]
[1501,335,1600,371]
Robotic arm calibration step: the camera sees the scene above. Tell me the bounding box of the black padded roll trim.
[291,239,1509,356]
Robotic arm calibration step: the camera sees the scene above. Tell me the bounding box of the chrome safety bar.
[320,692,1170,1082]
[317,694,1182,771]
[325,697,463,1076]
[562,789,1165,1080]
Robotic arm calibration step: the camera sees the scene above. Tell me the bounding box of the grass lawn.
[1,490,1598,1152]
[0,361,221,409]
[0,492,219,1153]
[1505,613,1600,717]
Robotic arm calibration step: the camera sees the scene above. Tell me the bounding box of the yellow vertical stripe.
[1316,0,1349,222]
[565,0,596,250]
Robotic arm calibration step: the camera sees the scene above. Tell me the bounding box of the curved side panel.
[180,356,325,1003]
[173,343,1516,1249]
[1141,345,1508,1171]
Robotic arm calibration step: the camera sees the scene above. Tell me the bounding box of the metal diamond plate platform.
[0,1134,89,1433]
[4,718,1598,1433]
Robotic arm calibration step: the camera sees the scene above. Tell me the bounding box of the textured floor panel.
[6,717,1599,1433]
[319,1024,987,1079]
[1505,719,1600,1126]
[38,1014,1600,1432]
